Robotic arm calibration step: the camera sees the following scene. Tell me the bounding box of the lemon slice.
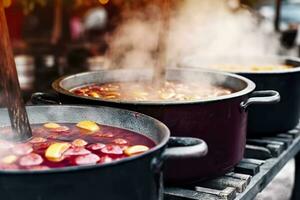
[124,145,149,156]
[76,121,100,132]
[45,143,71,162]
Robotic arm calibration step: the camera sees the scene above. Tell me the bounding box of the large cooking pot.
[32,69,280,182]
[0,105,207,200]
[182,56,300,135]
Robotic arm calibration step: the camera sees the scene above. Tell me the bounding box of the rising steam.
[106,0,280,70]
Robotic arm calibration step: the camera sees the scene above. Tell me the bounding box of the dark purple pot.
[182,56,300,135]
[32,69,280,183]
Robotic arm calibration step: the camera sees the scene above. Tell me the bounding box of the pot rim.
[0,105,170,175]
[182,56,300,75]
[52,68,256,105]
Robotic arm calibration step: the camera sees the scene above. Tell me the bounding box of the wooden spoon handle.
[0,1,32,141]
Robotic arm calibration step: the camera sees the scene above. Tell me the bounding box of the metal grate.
[165,124,300,200]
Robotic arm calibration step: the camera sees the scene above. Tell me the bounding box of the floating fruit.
[12,144,33,156]
[45,143,71,162]
[124,145,149,156]
[19,153,43,167]
[50,126,70,133]
[76,121,100,132]
[75,154,100,165]
[43,123,61,129]
[1,155,17,164]
[72,139,88,147]
[87,143,106,151]
[101,145,123,155]
[64,147,91,156]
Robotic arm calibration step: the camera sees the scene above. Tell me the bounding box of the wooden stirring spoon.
[0,1,32,141]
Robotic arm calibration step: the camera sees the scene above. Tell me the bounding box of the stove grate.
[165,125,300,200]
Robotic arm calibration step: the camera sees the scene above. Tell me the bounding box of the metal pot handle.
[162,137,208,160]
[241,90,280,111]
[151,137,207,172]
[31,92,62,105]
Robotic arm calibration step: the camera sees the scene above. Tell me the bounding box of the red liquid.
[0,123,155,171]
[71,81,233,101]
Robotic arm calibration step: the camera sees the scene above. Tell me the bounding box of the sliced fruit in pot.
[50,126,70,133]
[43,123,61,129]
[64,147,91,156]
[34,142,51,150]
[19,153,43,167]
[87,143,106,151]
[72,139,88,147]
[12,144,33,156]
[45,143,71,162]
[101,145,123,155]
[76,121,100,133]
[75,154,100,165]
[1,155,17,164]
[124,145,150,156]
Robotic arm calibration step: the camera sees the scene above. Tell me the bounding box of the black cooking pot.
[32,69,280,183]
[182,56,300,135]
[0,105,207,200]
[237,57,300,135]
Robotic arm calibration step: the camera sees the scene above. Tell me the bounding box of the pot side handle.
[241,90,280,111]
[162,137,208,160]
[31,92,62,105]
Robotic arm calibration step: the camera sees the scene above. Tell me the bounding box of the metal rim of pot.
[52,68,258,106]
[0,105,208,175]
[181,56,300,75]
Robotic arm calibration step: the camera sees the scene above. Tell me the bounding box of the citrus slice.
[124,145,149,156]
[45,143,71,162]
[76,121,100,132]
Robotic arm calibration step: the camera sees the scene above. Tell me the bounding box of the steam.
[169,0,280,68]
[106,0,280,71]
[106,3,161,69]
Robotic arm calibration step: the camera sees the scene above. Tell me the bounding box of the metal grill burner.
[164,123,300,200]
